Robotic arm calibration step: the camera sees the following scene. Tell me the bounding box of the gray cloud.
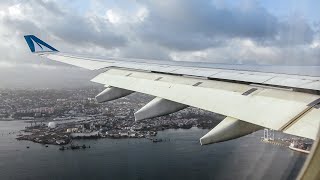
[135,0,277,50]
[36,0,66,15]
[1,0,317,55]
[119,40,171,60]
[3,17,40,36]
[0,0,319,89]
[135,0,314,50]
[49,15,127,48]
[275,16,315,46]
[2,0,127,50]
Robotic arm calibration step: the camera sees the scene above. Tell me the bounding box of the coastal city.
[0,87,313,153]
[0,87,223,147]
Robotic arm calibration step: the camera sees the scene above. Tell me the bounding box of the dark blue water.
[0,121,306,180]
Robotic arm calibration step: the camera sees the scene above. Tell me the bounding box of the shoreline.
[16,123,210,146]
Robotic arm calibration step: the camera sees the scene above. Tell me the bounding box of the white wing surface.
[24,35,320,144]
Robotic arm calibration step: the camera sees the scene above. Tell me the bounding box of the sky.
[0,0,319,88]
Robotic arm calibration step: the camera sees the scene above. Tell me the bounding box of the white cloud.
[0,10,5,19]
[136,7,149,22]
[310,35,320,48]
[8,3,23,19]
[104,6,149,25]
[105,9,121,24]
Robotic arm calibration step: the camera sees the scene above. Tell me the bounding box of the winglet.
[24,35,59,53]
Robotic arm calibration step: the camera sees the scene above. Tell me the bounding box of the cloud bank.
[0,0,319,88]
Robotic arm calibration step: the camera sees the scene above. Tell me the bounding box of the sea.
[0,120,306,180]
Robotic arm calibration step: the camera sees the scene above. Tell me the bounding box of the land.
[0,87,224,145]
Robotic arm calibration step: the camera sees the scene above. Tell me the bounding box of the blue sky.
[260,0,320,23]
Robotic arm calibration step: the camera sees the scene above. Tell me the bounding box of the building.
[66,128,78,133]
[48,122,56,128]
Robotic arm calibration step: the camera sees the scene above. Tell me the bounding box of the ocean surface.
[0,120,307,180]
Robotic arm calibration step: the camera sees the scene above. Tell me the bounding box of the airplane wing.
[24,35,320,145]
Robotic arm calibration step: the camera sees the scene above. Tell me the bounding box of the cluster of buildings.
[1,87,223,145]
[0,88,103,120]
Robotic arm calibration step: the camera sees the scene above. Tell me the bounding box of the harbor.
[261,128,313,154]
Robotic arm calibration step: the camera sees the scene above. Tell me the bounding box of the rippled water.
[0,121,306,180]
